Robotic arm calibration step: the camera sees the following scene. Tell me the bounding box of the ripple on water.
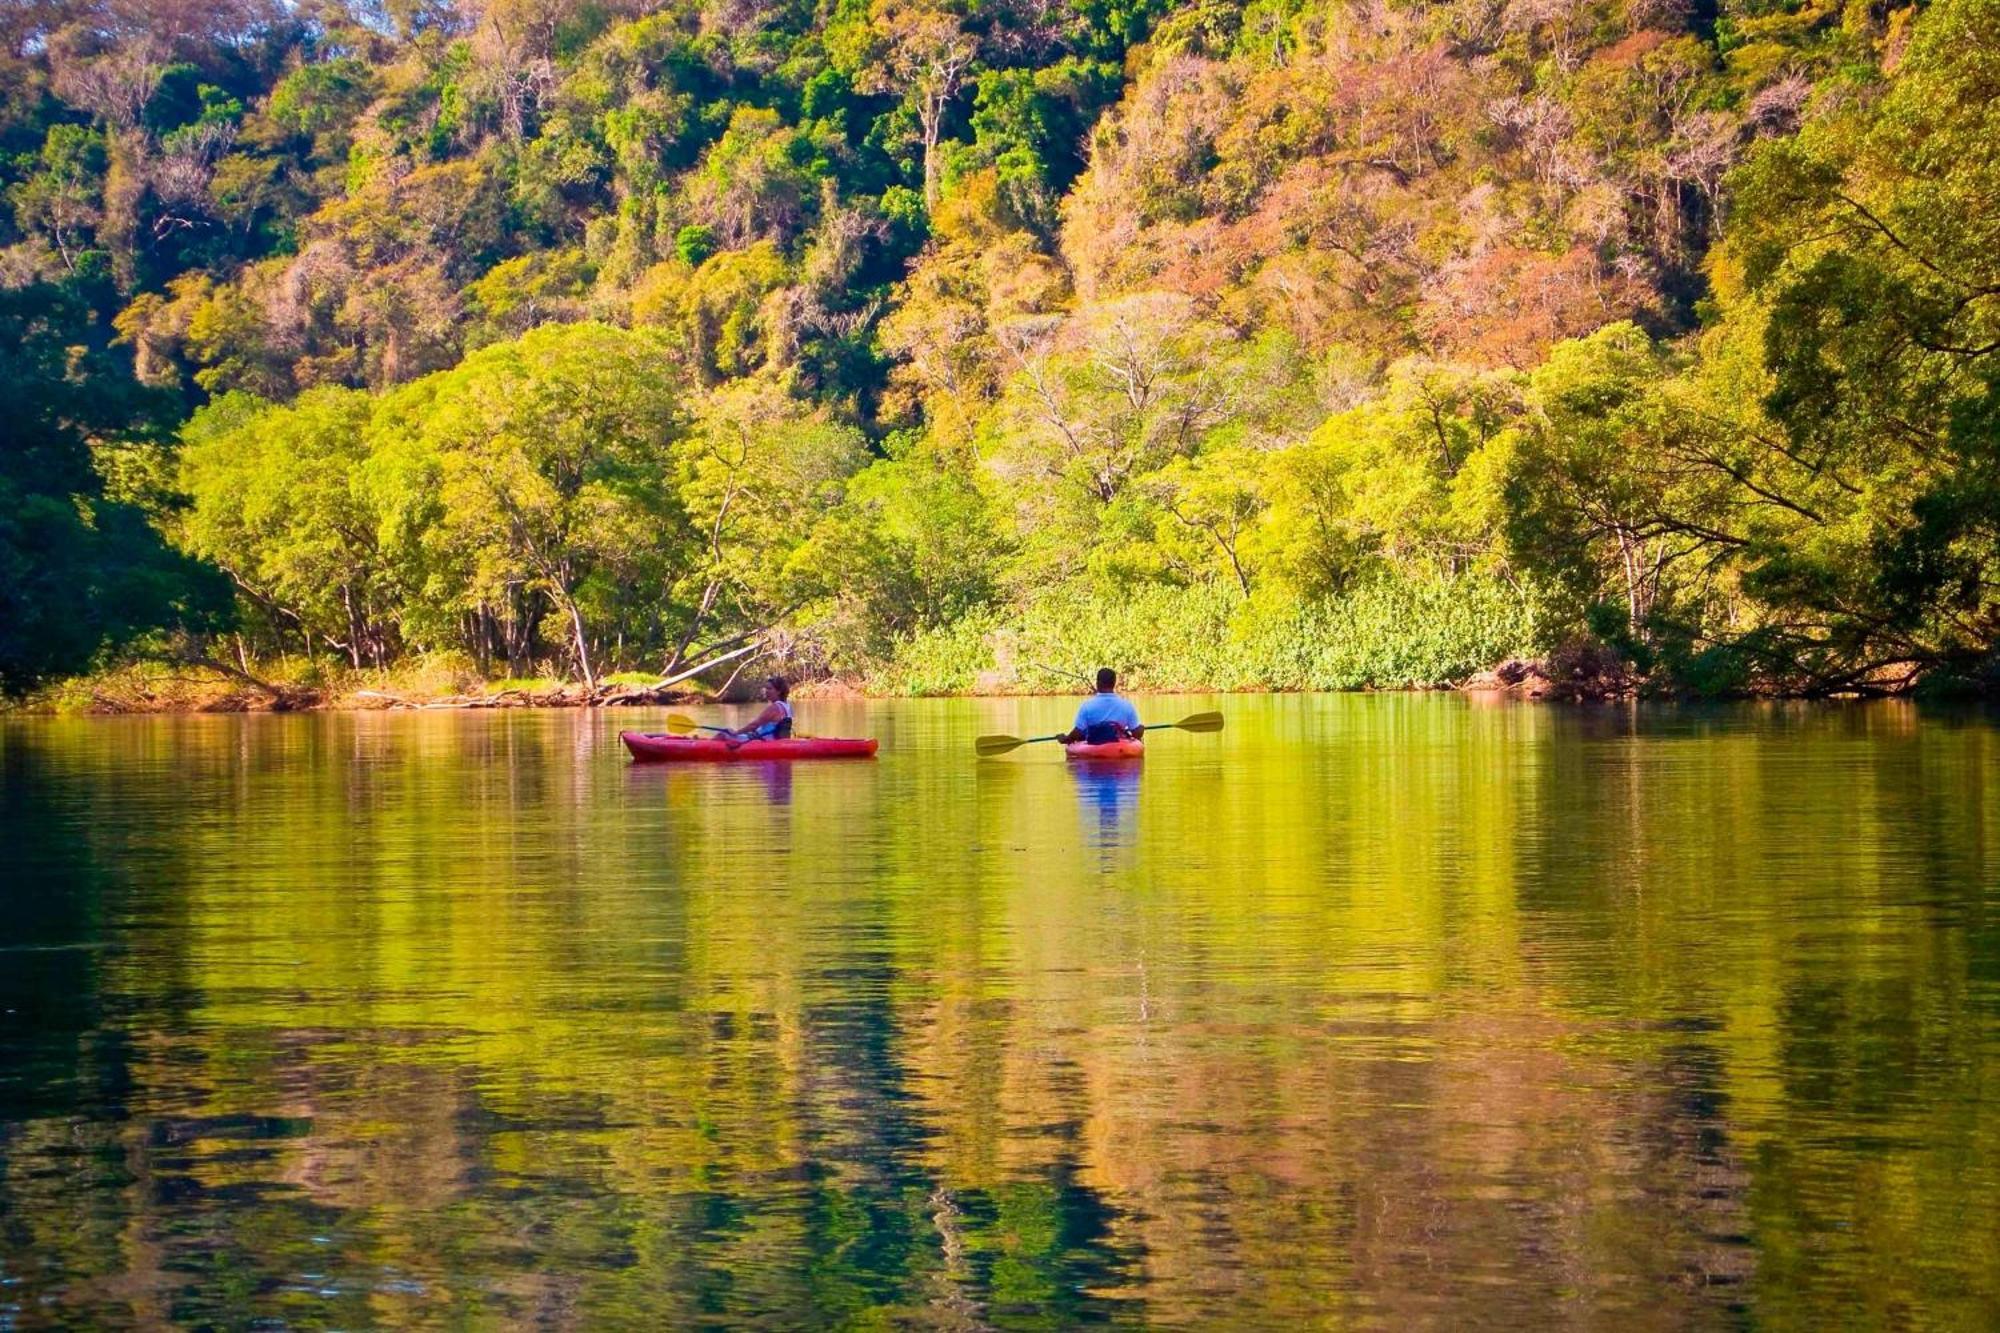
[1,697,1996,1327]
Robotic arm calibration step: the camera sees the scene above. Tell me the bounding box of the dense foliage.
[2,0,1994,695]
[0,282,226,693]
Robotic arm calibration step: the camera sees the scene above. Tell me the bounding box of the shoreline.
[11,680,717,717]
[5,647,1944,718]
[7,670,1932,717]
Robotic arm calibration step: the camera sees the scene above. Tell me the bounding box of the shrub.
[869,575,1544,694]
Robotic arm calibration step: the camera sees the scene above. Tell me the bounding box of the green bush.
[870,575,1543,694]
[871,608,1003,696]
[674,224,717,267]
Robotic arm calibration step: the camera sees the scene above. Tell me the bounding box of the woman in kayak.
[1057,668,1145,745]
[720,676,794,744]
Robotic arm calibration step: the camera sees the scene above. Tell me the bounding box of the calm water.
[2,696,1998,1329]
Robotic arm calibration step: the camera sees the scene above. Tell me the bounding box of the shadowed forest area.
[3,0,1997,701]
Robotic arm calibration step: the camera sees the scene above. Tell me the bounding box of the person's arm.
[741,703,787,738]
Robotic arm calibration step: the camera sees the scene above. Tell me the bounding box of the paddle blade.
[664,713,704,734]
[975,734,1027,757]
[1167,711,1224,733]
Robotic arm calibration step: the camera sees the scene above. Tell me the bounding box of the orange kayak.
[1065,739,1144,761]
[621,731,878,762]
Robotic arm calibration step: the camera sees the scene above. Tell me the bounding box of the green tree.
[266,56,379,154]
[1721,0,2000,683]
[792,451,1008,662]
[842,0,979,209]
[1257,359,1520,598]
[673,381,869,668]
[374,321,689,686]
[10,124,106,274]
[687,107,833,248]
[0,283,228,695]
[984,293,1236,579]
[1505,325,1701,641]
[178,386,396,666]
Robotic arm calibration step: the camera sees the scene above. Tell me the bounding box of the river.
[2,696,1997,1327]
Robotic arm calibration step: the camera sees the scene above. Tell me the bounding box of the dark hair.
[1096,667,1116,691]
[767,675,790,699]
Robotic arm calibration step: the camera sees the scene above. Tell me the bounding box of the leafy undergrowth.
[871,577,1544,695]
[18,653,536,714]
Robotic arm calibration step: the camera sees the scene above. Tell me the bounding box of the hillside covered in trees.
[3,0,1996,698]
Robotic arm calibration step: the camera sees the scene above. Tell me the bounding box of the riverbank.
[12,658,713,716]
[6,576,1551,715]
[8,651,1628,715]
[9,615,1933,715]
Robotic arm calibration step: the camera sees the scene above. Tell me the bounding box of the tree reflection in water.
[1,698,1996,1327]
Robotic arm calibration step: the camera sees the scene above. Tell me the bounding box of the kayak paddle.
[1153,710,1224,735]
[974,729,1068,756]
[663,712,817,741]
[974,711,1224,757]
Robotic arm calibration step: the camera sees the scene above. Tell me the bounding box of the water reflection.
[0,699,1996,1327]
[747,759,795,806]
[1069,758,1142,853]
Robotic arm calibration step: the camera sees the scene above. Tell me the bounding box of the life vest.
[751,700,794,739]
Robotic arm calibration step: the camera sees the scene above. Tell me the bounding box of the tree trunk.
[1620,531,1640,633]
[922,113,943,209]
[342,585,363,669]
[667,580,722,674]
[919,73,959,210]
[506,586,529,677]
[1225,540,1251,597]
[560,588,596,688]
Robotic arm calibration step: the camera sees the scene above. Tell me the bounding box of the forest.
[2,0,1995,699]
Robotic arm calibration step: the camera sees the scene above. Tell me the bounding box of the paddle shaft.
[977,717,1214,756]
[1024,722,1182,745]
[976,710,1218,757]
[666,712,814,740]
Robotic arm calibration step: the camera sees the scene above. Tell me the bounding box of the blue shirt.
[1073,692,1140,732]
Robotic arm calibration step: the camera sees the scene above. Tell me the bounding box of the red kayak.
[1065,739,1144,761]
[621,731,877,762]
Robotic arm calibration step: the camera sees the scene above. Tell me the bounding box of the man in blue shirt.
[1058,668,1145,745]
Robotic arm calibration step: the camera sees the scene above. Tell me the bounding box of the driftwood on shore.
[36,639,772,715]
[353,680,702,710]
[348,641,765,711]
